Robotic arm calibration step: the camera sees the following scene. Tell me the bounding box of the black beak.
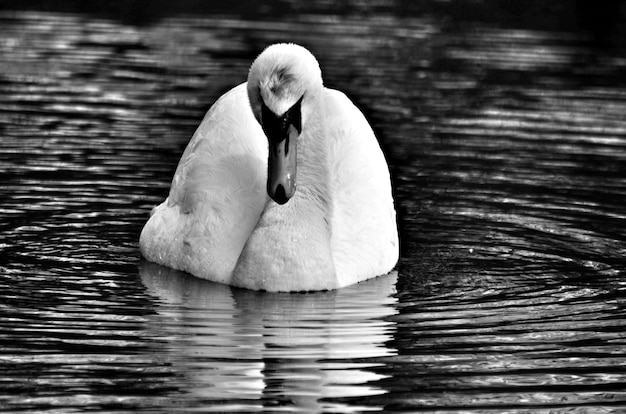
[261,96,303,204]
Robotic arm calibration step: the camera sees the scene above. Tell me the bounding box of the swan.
[139,43,398,292]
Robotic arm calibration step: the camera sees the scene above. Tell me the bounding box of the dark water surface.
[1,2,626,412]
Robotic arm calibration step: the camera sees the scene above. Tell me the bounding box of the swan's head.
[247,43,323,204]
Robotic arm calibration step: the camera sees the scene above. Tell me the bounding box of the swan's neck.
[232,92,338,291]
[256,101,333,237]
[289,98,332,222]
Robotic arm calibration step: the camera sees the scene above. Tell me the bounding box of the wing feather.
[140,83,268,284]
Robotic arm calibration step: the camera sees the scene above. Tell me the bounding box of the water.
[1,2,625,412]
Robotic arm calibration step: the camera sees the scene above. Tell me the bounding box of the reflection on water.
[140,262,397,412]
[1,2,625,412]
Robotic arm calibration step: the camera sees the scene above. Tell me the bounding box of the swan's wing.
[324,88,399,286]
[140,83,268,284]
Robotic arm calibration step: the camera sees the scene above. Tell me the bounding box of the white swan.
[139,43,398,292]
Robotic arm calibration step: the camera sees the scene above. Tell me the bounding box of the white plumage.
[139,43,398,292]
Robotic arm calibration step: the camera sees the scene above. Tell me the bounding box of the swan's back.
[139,84,268,283]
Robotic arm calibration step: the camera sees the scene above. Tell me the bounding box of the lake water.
[1,2,625,412]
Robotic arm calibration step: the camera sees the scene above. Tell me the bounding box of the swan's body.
[139,44,398,292]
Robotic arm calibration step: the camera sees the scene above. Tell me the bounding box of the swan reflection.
[140,261,398,411]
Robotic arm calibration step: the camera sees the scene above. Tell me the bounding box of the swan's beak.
[261,96,303,205]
